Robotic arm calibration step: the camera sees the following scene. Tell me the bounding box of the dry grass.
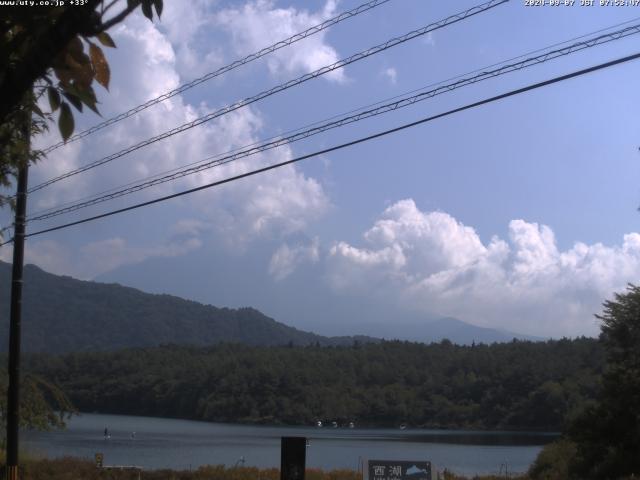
[1,457,527,480]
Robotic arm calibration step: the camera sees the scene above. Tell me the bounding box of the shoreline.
[65,410,563,436]
[22,412,544,476]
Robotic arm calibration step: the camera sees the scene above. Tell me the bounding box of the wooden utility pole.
[5,122,29,480]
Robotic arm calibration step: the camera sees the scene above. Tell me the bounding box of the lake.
[22,413,556,477]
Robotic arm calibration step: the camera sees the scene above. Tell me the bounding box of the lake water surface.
[23,413,556,477]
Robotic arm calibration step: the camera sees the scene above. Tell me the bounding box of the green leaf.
[66,36,83,58]
[153,0,163,18]
[32,104,45,119]
[47,87,61,112]
[76,85,101,115]
[64,52,94,88]
[141,0,153,20]
[62,91,83,112]
[96,32,116,48]
[64,83,100,115]
[53,67,73,87]
[89,42,110,90]
[58,102,74,142]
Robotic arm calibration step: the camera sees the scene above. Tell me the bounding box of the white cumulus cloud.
[214,0,346,82]
[20,4,331,276]
[0,229,203,280]
[382,67,397,85]
[269,237,320,281]
[327,199,640,337]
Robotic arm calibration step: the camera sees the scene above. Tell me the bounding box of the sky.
[3,0,640,339]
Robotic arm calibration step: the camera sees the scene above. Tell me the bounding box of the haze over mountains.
[0,260,538,353]
[94,241,543,343]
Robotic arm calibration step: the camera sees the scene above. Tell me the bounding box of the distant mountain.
[358,317,543,344]
[0,261,376,353]
[0,261,539,353]
[94,242,543,346]
[424,317,543,343]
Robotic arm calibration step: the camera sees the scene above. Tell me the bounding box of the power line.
[27,0,508,195]
[29,12,640,219]
[4,50,637,245]
[9,15,639,228]
[41,0,393,154]
[30,11,640,189]
[25,21,640,223]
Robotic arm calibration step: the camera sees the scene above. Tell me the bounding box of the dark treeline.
[26,338,603,431]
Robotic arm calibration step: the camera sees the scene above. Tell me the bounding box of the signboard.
[281,437,306,480]
[367,460,432,480]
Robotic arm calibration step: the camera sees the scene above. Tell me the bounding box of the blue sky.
[3,0,640,338]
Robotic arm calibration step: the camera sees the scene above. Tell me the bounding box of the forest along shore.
[23,338,602,431]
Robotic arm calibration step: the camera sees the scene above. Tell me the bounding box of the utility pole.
[5,119,30,480]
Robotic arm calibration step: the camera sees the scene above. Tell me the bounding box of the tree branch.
[95,0,141,33]
[101,0,121,17]
[0,0,150,126]
[0,1,102,124]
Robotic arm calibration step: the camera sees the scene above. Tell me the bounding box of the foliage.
[0,261,606,432]
[7,459,362,480]
[0,97,48,215]
[0,365,75,442]
[527,438,577,480]
[565,284,640,479]
[0,0,162,211]
[0,0,163,133]
[25,338,603,431]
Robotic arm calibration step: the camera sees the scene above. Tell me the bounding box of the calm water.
[22,413,556,477]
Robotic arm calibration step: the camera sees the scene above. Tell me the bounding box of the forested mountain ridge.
[26,338,603,430]
[0,261,537,352]
[0,261,376,353]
